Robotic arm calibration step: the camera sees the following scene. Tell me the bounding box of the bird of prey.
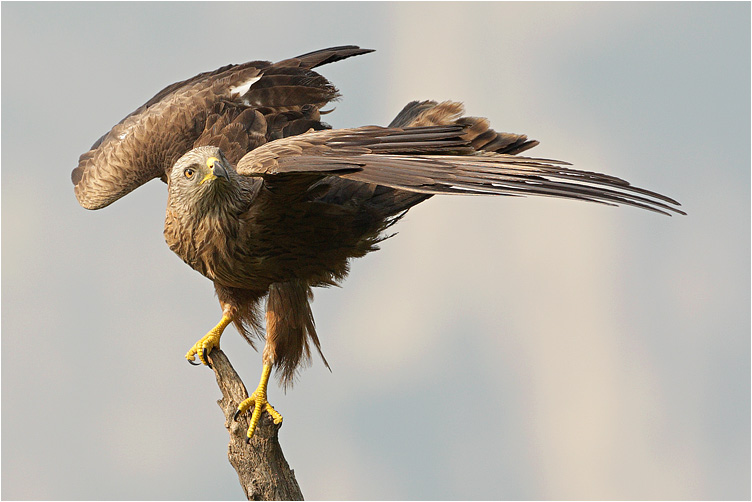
[72,46,684,440]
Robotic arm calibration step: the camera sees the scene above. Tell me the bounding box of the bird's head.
[168,146,240,213]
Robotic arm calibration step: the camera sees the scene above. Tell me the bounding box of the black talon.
[201,348,213,369]
[233,409,242,421]
[188,359,201,366]
[246,437,251,444]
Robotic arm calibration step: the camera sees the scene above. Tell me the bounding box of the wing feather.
[72,46,372,209]
[236,126,685,216]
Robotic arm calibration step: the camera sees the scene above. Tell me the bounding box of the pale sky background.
[2,2,749,500]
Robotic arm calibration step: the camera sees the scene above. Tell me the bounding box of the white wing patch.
[116,123,134,141]
[230,76,261,97]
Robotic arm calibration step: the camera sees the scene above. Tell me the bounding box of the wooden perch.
[208,349,304,501]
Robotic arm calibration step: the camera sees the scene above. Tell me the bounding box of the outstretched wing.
[71,46,373,209]
[236,123,685,216]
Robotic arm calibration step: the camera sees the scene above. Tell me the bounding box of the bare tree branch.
[208,349,304,500]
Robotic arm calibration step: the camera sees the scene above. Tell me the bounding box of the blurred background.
[2,2,749,500]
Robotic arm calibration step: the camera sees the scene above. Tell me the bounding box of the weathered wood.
[208,349,304,500]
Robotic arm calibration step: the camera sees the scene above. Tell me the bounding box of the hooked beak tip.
[208,156,229,181]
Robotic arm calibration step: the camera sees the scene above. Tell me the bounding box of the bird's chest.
[164,199,379,290]
[165,209,258,287]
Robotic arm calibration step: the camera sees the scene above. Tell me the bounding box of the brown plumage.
[72,46,684,437]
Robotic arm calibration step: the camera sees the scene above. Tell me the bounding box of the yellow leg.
[234,364,283,440]
[185,315,232,368]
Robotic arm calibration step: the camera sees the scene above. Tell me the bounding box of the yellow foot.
[185,315,232,369]
[233,364,282,441]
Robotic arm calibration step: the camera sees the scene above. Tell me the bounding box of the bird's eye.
[184,168,195,179]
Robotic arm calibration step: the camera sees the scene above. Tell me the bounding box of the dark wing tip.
[290,46,375,70]
[668,203,687,216]
[71,165,83,186]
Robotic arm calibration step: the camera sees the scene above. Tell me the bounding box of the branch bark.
[208,349,304,500]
